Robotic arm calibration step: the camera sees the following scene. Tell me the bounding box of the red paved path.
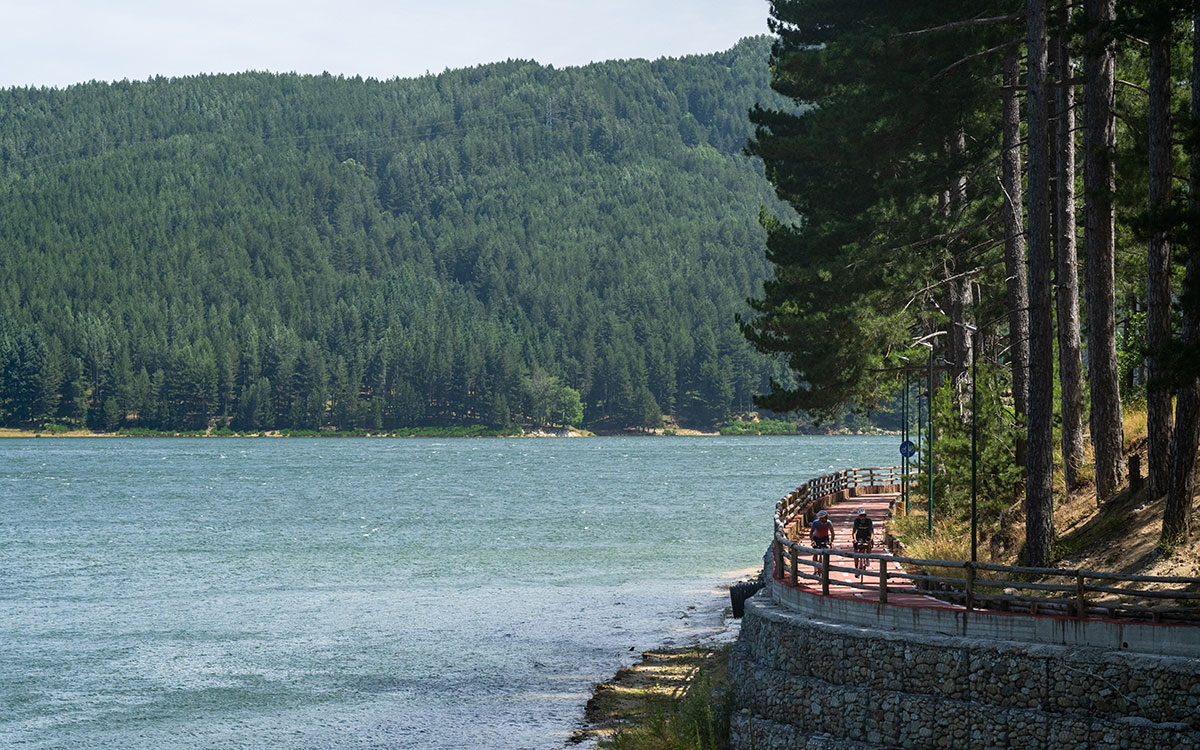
[781,491,960,610]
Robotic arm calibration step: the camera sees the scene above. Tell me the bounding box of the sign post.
[900,438,916,517]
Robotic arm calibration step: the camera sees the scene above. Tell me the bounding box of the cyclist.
[851,508,874,571]
[810,509,835,560]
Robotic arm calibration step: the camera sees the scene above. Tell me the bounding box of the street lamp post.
[869,358,935,520]
[903,368,910,514]
[925,343,934,536]
[967,322,979,563]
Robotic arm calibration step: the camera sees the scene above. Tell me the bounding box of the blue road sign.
[899,440,917,458]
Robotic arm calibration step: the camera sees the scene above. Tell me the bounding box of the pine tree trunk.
[1083,0,1124,501]
[1025,0,1055,568]
[1162,15,1200,545]
[947,129,972,411]
[949,275,974,408]
[1054,8,1085,493]
[1165,319,1200,543]
[1147,17,1174,501]
[1002,53,1030,469]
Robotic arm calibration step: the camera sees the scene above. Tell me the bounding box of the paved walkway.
[781,491,959,610]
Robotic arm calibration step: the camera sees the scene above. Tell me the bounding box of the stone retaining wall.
[729,594,1200,749]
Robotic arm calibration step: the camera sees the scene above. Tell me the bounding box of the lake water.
[0,436,894,749]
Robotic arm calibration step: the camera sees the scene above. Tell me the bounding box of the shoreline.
[563,568,757,749]
[0,427,896,439]
[568,645,729,748]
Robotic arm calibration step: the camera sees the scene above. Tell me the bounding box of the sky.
[2,0,772,89]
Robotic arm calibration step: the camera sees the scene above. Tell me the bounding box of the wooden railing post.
[790,546,798,586]
[821,552,830,595]
[1076,571,1087,618]
[965,563,975,612]
[879,558,888,603]
[773,538,784,580]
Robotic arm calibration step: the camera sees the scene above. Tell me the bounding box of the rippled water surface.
[0,436,893,748]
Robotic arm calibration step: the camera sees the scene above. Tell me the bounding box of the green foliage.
[521,369,584,427]
[914,364,1023,528]
[719,417,799,435]
[115,427,208,437]
[1117,310,1148,405]
[381,425,520,438]
[742,0,1018,418]
[0,38,793,434]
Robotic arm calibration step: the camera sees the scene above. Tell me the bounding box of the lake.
[0,435,894,749]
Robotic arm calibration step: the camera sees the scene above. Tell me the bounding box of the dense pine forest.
[744,1,1199,552]
[0,37,798,434]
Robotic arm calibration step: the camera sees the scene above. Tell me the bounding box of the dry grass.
[891,514,982,563]
[1054,484,1101,537]
[1122,405,1148,454]
[1053,402,1200,585]
[576,646,729,750]
[0,426,107,438]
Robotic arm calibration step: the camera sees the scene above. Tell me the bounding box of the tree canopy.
[744,1,1200,556]
[0,38,797,433]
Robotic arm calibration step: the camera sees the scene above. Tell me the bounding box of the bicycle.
[811,537,832,564]
[852,537,873,577]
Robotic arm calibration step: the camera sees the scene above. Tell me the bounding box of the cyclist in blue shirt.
[810,509,835,549]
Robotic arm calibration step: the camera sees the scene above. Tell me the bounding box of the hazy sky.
[3,0,772,89]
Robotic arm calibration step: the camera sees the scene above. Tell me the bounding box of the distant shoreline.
[0,427,672,439]
[0,427,895,439]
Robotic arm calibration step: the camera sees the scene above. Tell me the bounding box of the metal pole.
[903,369,909,515]
[916,377,922,505]
[971,327,978,562]
[928,348,934,536]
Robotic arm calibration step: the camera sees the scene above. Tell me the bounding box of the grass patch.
[1123,406,1148,454]
[116,427,208,437]
[379,424,522,438]
[584,646,732,750]
[719,418,799,436]
[890,513,974,564]
[605,669,727,750]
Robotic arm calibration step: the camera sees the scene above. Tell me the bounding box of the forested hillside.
[0,37,794,433]
[744,2,1200,554]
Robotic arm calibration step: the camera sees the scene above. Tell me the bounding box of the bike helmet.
[817,510,828,518]
[857,508,866,516]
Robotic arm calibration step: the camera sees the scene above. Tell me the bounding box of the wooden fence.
[772,467,1200,625]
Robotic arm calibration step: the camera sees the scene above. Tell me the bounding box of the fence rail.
[771,467,1200,625]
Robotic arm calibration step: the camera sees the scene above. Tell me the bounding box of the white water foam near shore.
[0,436,892,749]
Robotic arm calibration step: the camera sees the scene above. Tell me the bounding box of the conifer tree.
[1083,0,1126,499]
[1162,6,1199,544]
[744,0,1021,418]
[1025,0,1056,567]
[1053,1,1086,491]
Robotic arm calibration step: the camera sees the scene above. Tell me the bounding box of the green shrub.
[719,418,799,436]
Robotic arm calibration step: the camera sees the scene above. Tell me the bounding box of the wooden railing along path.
[772,467,1200,625]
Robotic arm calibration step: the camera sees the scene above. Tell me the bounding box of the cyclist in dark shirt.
[851,508,874,552]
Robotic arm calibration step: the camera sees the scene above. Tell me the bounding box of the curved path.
[781,489,959,610]
[769,473,1200,659]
